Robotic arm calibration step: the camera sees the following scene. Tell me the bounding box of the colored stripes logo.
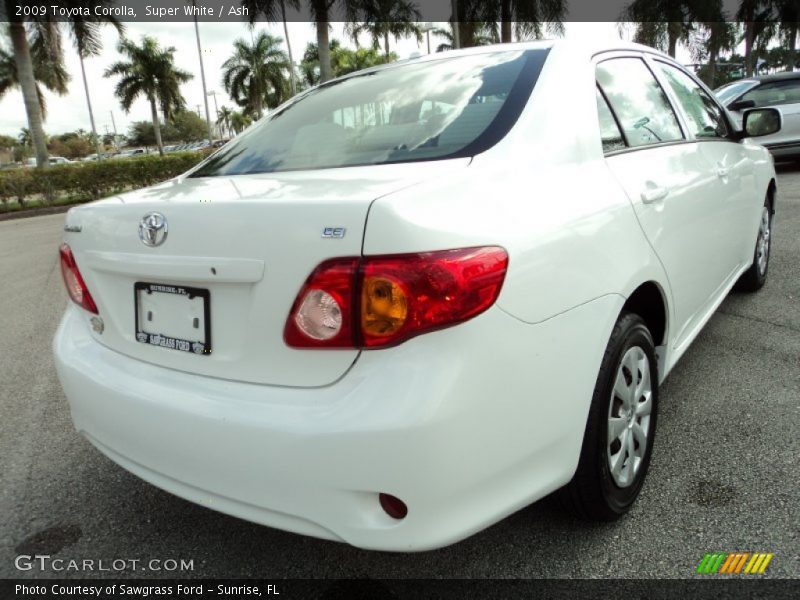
[697,552,774,574]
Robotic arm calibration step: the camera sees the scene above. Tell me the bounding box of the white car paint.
[53,40,776,551]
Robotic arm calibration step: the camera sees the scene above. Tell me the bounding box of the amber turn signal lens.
[361,277,408,337]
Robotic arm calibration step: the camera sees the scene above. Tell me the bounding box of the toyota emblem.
[138,212,168,247]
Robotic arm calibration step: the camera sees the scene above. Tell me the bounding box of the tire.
[735,194,773,292]
[558,312,659,521]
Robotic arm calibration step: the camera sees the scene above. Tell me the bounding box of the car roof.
[751,71,800,84]
[320,39,668,87]
[729,71,800,87]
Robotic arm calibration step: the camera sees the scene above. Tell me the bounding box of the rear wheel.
[558,312,658,521]
[736,195,773,292]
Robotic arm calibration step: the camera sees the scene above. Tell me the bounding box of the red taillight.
[284,247,508,349]
[360,247,509,348]
[59,244,98,314]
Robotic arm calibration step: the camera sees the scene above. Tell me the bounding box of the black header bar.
[0,0,785,23]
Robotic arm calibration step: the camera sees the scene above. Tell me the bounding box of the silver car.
[716,71,800,158]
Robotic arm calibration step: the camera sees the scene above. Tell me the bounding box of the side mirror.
[743,107,782,137]
[729,99,756,111]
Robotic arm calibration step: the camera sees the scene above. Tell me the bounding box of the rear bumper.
[54,296,622,551]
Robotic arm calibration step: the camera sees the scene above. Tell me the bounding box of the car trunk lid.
[63,159,469,387]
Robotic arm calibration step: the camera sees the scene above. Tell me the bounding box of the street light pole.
[207,91,219,138]
[420,22,434,54]
[78,53,103,160]
[280,0,297,96]
[192,1,213,145]
[109,110,119,150]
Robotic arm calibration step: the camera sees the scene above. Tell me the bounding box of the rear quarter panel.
[363,43,672,328]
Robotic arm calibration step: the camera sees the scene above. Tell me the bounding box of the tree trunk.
[788,25,798,71]
[744,21,755,76]
[8,21,49,168]
[150,99,164,156]
[384,31,390,57]
[501,0,512,43]
[79,53,103,160]
[708,48,718,89]
[280,0,297,95]
[461,22,475,48]
[316,19,332,83]
[667,22,679,58]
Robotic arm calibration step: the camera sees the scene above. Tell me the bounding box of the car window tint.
[596,58,683,148]
[715,80,758,104]
[657,62,729,139]
[596,88,626,153]
[192,50,549,176]
[742,79,800,107]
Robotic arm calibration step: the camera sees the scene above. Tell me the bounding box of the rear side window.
[657,62,729,139]
[596,58,683,148]
[596,88,626,153]
[741,79,800,107]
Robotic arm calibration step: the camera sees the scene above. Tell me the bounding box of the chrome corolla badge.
[138,212,168,247]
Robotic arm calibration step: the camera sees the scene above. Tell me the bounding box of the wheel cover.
[756,206,771,276]
[607,346,652,488]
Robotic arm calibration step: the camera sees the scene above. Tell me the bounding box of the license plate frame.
[133,282,211,355]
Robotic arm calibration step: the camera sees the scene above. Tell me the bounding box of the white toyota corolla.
[54,41,779,551]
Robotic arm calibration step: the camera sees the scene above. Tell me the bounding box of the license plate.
[134,282,211,355]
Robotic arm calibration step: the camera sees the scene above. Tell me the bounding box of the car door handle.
[641,185,669,204]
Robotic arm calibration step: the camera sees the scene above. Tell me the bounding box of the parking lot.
[0,168,798,580]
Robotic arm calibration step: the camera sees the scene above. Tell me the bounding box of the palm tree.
[222,31,290,120]
[104,36,193,156]
[298,39,341,86]
[689,20,737,88]
[775,0,799,71]
[620,0,721,58]
[17,127,31,147]
[485,0,568,43]
[346,0,422,57]
[217,105,235,138]
[3,7,68,168]
[241,1,300,95]
[298,39,395,83]
[0,25,69,120]
[737,1,782,76]
[2,3,122,167]
[246,0,360,84]
[229,110,252,134]
[66,1,124,160]
[434,22,499,52]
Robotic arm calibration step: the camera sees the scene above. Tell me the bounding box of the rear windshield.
[192,49,549,176]
[715,80,758,104]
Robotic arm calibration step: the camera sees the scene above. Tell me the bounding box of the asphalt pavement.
[0,169,798,579]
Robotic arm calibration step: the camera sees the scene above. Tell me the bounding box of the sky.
[0,22,683,139]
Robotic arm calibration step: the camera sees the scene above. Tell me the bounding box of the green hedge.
[0,152,206,209]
